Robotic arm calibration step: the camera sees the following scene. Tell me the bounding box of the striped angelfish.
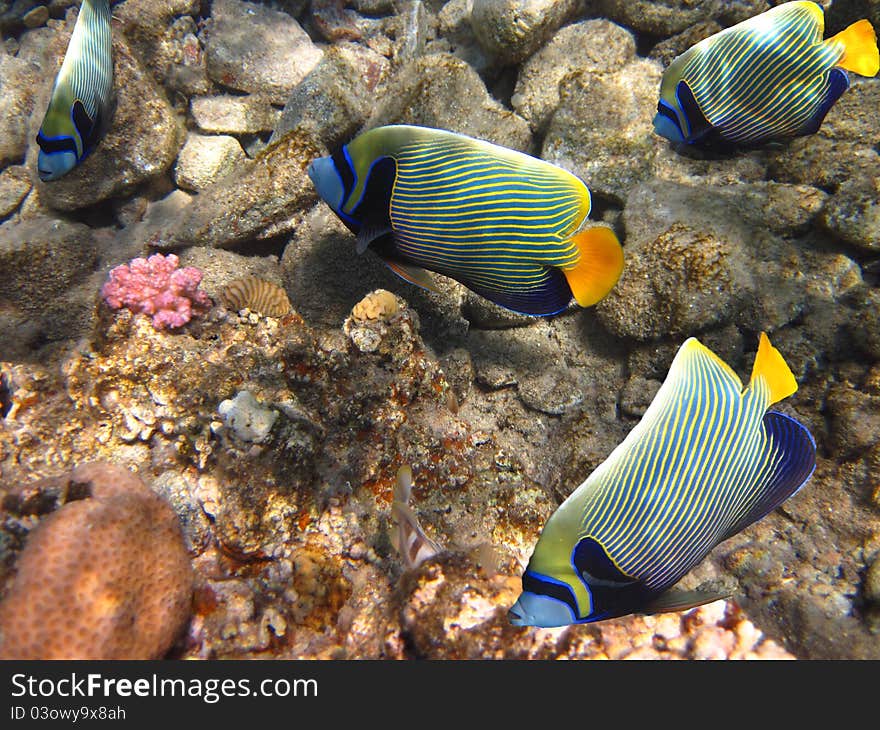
[36,0,115,181]
[307,125,624,316]
[509,333,816,627]
[653,1,879,147]
[390,465,441,570]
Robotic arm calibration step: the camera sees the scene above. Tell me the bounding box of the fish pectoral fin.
[640,587,732,616]
[749,331,798,404]
[828,18,879,77]
[561,225,624,307]
[356,218,394,254]
[384,260,440,293]
[719,411,816,542]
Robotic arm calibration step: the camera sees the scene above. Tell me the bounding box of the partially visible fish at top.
[654,1,879,148]
[308,125,624,317]
[390,465,441,570]
[509,333,816,628]
[36,0,115,181]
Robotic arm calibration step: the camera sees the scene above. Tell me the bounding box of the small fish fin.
[561,226,624,307]
[391,501,441,569]
[719,411,816,542]
[394,464,413,504]
[640,587,732,616]
[356,218,394,254]
[827,19,879,77]
[384,260,439,293]
[454,266,574,316]
[797,67,849,137]
[749,332,797,405]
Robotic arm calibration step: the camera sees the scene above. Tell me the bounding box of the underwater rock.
[431,0,492,73]
[174,132,246,192]
[205,0,323,104]
[217,390,279,443]
[272,42,392,150]
[542,58,663,204]
[0,216,99,345]
[512,19,636,134]
[469,0,579,65]
[191,94,282,136]
[34,30,181,211]
[366,53,533,153]
[0,53,40,167]
[0,166,31,220]
[0,462,193,659]
[597,179,843,341]
[768,138,876,192]
[153,127,323,249]
[115,0,209,95]
[821,176,880,253]
[826,385,880,460]
[150,471,213,556]
[594,0,770,37]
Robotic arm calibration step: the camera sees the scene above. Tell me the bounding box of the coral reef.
[220,276,292,318]
[101,253,212,331]
[0,462,193,660]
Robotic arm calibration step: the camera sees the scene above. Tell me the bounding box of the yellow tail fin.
[828,19,880,77]
[562,226,624,307]
[750,332,798,405]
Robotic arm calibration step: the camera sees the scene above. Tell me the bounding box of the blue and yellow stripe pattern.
[36,0,114,181]
[654,1,879,146]
[307,125,624,316]
[510,333,816,627]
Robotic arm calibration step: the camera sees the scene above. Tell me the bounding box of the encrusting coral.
[0,462,193,660]
[101,253,212,330]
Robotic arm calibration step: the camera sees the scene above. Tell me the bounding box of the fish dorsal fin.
[673,338,743,390]
[561,226,624,307]
[640,586,732,616]
[718,411,816,542]
[749,332,797,405]
[827,19,880,77]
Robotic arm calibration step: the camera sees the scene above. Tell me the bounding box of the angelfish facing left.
[36,0,114,181]
[308,125,624,317]
[510,333,816,628]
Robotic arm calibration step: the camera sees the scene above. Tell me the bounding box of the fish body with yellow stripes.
[509,333,816,627]
[307,125,624,316]
[36,0,114,181]
[654,1,879,147]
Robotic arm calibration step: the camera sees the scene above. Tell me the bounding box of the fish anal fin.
[749,332,798,405]
[562,225,624,307]
[828,18,879,77]
[719,411,816,542]
[640,587,732,616]
[798,67,849,137]
[384,260,439,293]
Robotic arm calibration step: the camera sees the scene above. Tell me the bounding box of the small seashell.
[350,289,400,322]
[221,276,291,317]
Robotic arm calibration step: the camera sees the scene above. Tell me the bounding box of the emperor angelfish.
[654,1,879,147]
[509,333,816,628]
[307,125,624,316]
[36,0,115,181]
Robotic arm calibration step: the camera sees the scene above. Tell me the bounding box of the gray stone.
[272,43,392,150]
[0,54,40,167]
[594,0,769,37]
[826,385,880,459]
[432,0,492,73]
[512,19,636,134]
[366,53,533,153]
[191,94,282,136]
[0,166,32,220]
[619,376,661,418]
[205,0,323,104]
[469,0,579,65]
[542,58,663,204]
[22,5,48,28]
[150,471,214,555]
[152,128,324,250]
[821,176,880,253]
[35,32,182,211]
[174,133,246,192]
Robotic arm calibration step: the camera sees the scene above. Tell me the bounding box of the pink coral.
[101,253,212,330]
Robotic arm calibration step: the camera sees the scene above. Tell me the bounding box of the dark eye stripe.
[331,146,355,205]
[522,571,578,618]
[36,132,78,156]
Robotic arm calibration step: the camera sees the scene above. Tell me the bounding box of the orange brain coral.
[0,462,194,660]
